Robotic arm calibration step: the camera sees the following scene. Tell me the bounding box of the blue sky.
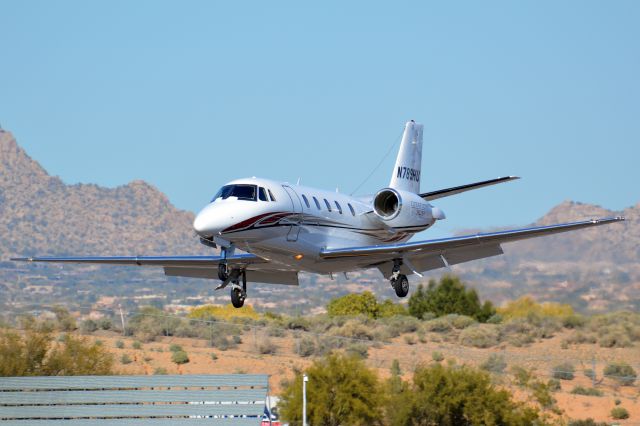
[1,1,638,238]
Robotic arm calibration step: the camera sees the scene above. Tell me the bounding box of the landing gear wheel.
[218,263,229,281]
[230,286,245,308]
[393,274,409,298]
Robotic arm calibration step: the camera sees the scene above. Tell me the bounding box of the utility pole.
[303,374,308,426]
[118,304,126,336]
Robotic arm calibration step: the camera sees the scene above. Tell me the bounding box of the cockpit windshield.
[211,184,257,202]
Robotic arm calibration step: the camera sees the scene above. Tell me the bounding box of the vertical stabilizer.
[389,120,423,193]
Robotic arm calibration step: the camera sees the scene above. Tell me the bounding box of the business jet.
[13,121,624,308]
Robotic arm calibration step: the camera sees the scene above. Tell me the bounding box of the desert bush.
[448,314,477,329]
[511,366,533,387]
[80,319,98,334]
[377,299,407,318]
[0,324,115,377]
[610,407,630,420]
[97,318,113,330]
[552,363,575,380]
[403,335,416,345]
[210,353,218,361]
[459,325,499,348]
[115,340,124,349]
[285,316,311,331]
[330,318,375,341]
[171,350,189,365]
[345,343,369,359]
[295,337,316,357]
[431,351,444,362]
[169,343,183,352]
[128,306,179,342]
[408,275,496,322]
[52,306,77,332]
[379,315,421,337]
[232,335,242,344]
[266,326,285,337]
[480,354,507,374]
[120,354,132,364]
[570,386,603,397]
[257,338,277,355]
[598,327,632,348]
[188,304,259,320]
[423,316,452,333]
[327,291,379,318]
[498,296,574,321]
[564,331,597,345]
[154,367,168,375]
[132,341,142,350]
[563,314,587,329]
[529,380,556,409]
[603,362,637,385]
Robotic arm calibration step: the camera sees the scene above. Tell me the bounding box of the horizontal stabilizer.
[420,176,519,201]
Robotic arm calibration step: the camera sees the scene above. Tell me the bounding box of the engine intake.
[374,188,402,220]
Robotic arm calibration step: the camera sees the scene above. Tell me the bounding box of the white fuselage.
[193,177,438,275]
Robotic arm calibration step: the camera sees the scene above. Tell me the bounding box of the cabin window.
[348,203,356,216]
[313,196,321,210]
[302,194,311,208]
[258,187,268,201]
[334,201,342,214]
[212,184,257,202]
[268,189,276,202]
[324,199,332,212]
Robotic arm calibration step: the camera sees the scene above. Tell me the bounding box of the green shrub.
[403,335,416,345]
[154,367,168,375]
[80,319,98,334]
[345,343,369,359]
[610,407,629,419]
[480,354,507,374]
[115,340,124,349]
[431,351,444,362]
[459,326,499,348]
[603,362,637,385]
[295,337,316,357]
[169,343,183,352]
[97,318,113,330]
[210,353,218,361]
[570,386,603,396]
[552,363,575,380]
[267,326,285,337]
[257,338,277,355]
[132,341,142,350]
[232,335,242,344]
[171,350,189,365]
[327,291,380,318]
[547,379,561,391]
[423,317,452,333]
[448,314,476,329]
[120,354,132,364]
[408,276,496,322]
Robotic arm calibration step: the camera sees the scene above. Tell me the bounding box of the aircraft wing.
[320,217,625,276]
[11,254,299,286]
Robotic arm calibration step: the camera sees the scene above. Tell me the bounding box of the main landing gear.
[390,260,409,298]
[215,244,246,308]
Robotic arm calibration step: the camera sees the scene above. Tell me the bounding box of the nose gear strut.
[215,267,248,308]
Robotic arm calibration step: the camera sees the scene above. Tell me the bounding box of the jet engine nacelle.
[373,188,442,229]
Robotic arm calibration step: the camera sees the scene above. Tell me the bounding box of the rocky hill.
[0,129,204,258]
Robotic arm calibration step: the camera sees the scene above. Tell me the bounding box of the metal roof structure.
[0,374,269,426]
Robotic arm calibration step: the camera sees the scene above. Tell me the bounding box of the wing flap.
[11,254,268,268]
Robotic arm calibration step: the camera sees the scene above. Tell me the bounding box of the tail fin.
[389,120,423,194]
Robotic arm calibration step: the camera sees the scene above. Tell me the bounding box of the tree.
[408,275,495,322]
[279,352,384,425]
[388,363,542,426]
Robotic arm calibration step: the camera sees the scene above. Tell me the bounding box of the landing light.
[294,254,304,260]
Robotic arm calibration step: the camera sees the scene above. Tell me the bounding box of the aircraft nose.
[193,206,219,236]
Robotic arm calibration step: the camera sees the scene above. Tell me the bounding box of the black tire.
[231,287,245,308]
[394,274,409,298]
[218,263,229,281]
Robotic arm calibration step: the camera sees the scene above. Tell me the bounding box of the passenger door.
[282,185,302,242]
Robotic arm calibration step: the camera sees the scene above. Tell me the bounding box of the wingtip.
[10,257,32,262]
